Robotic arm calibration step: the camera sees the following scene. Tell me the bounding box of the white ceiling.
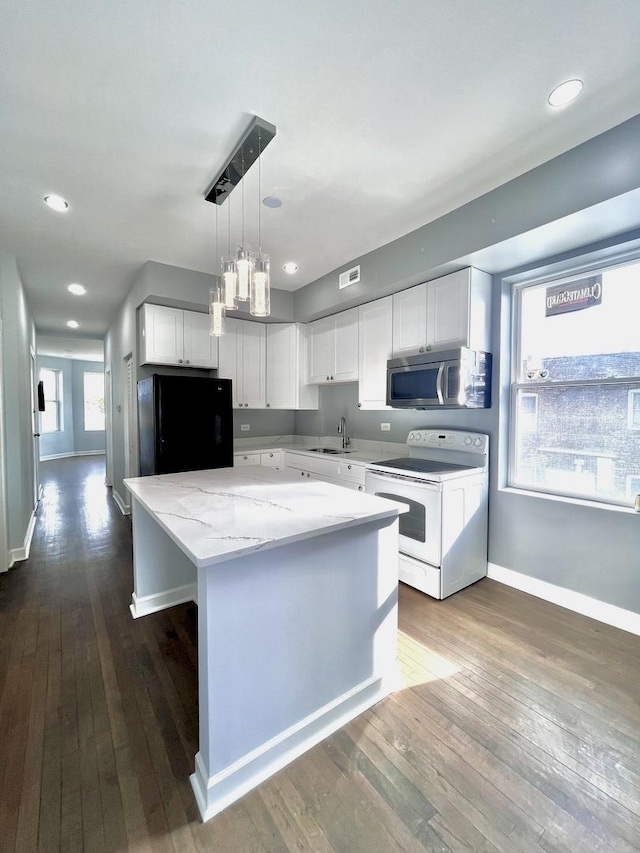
[2,0,640,337]
[37,335,104,362]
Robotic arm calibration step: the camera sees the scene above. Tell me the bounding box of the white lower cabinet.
[234,453,261,467]
[284,452,365,490]
[218,318,266,409]
[234,450,284,468]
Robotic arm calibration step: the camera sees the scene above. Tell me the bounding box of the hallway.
[1,456,640,853]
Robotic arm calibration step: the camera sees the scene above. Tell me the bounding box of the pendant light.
[222,195,238,310]
[235,148,254,301]
[250,133,271,317]
[209,204,226,336]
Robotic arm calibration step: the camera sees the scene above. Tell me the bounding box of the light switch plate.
[240,424,250,432]
[381,423,391,431]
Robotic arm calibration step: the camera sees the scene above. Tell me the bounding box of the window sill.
[500,486,640,516]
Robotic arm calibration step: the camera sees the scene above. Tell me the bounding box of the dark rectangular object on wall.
[137,375,233,476]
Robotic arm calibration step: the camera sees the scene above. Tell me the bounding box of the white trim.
[627,389,640,430]
[0,319,8,572]
[190,674,391,823]
[487,562,640,637]
[39,450,105,461]
[112,489,130,516]
[9,509,37,568]
[129,583,197,619]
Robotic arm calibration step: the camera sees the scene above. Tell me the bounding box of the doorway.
[123,354,137,479]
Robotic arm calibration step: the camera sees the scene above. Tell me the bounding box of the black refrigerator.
[137,374,233,476]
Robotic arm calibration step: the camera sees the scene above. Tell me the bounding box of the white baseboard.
[9,509,37,568]
[40,450,105,461]
[190,674,392,823]
[487,563,640,637]
[129,583,197,619]
[112,490,130,516]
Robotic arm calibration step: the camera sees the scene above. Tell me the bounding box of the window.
[40,368,63,433]
[83,372,105,431]
[628,390,640,430]
[511,257,640,507]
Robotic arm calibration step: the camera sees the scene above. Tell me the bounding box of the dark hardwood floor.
[1,455,639,852]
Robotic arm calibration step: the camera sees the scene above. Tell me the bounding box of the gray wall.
[293,114,640,323]
[72,360,106,454]
[38,356,75,457]
[487,237,640,615]
[37,356,106,458]
[0,251,37,552]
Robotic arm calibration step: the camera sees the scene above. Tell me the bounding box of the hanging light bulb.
[221,191,237,310]
[209,283,225,337]
[235,245,253,301]
[251,253,270,317]
[250,133,271,317]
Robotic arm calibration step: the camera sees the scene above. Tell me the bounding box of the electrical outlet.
[240,424,250,432]
[381,423,391,431]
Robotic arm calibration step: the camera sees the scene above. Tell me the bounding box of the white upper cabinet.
[358,296,393,410]
[266,324,318,410]
[308,307,359,384]
[139,303,218,368]
[426,268,491,352]
[218,318,266,409]
[391,268,491,357]
[391,284,427,358]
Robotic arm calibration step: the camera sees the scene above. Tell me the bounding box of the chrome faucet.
[338,416,350,449]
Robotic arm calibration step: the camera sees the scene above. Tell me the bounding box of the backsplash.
[294,382,495,444]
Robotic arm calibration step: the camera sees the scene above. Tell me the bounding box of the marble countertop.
[124,466,404,569]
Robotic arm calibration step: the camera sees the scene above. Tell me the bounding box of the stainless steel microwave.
[386,348,492,409]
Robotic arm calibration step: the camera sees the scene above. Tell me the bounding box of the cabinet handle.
[418,347,424,354]
[266,403,271,407]
[178,358,184,363]
[301,472,305,476]
[330,375,334,380]
[426,345,431,352]
[326,375,330,381]
[358,403,362,408]
[358,485,363,491]
[185,359,190,364]
[269,453,273,458]
[347,465,352,470]
[243,456,248,460]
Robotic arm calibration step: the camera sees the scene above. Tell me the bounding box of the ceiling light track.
[204,116,276,206]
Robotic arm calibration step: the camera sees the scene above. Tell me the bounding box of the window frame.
[509,255,640,509]
[82,371,105,432]
[627,389,640,431]
[40,368,63,433]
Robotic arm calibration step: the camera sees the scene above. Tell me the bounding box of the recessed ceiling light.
[283,262,298,274]
[263,196,283,208]
[44,194,69,212]
[67,283,86,296]
[548,79,583,108]
[66,320,79,329]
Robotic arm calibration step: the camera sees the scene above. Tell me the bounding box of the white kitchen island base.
[124,468,402,823]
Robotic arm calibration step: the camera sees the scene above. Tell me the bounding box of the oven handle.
[366,470,441,488]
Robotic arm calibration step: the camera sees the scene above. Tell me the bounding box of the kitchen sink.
[307,447,354,455]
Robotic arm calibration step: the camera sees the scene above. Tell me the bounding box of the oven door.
[365,470,442,567]
[386,362,444,408]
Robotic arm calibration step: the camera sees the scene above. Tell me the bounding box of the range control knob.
[464,436,473,446]
[409,432,415,441]
[474,438,482,447]
[422,434,428,441]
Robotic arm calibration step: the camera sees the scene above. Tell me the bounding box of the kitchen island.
[124,466,403,822]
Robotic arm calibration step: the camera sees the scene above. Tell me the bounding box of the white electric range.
[365,429,489,599]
